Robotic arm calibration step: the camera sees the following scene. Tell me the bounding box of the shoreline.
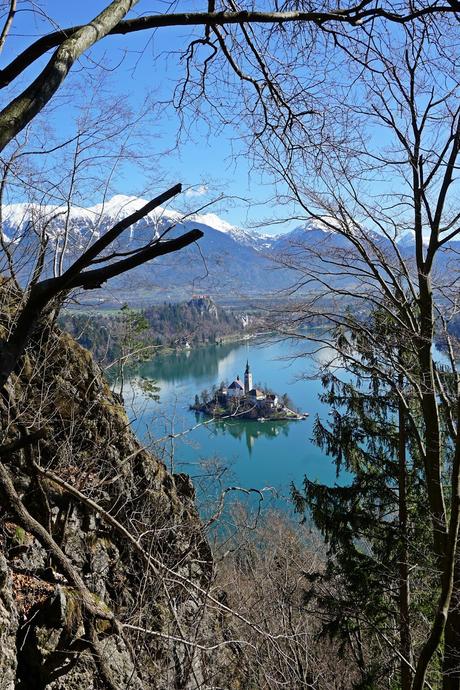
[135,329,275,361]
[190,403,308,422]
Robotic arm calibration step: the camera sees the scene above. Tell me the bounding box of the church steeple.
[244,360,252,394]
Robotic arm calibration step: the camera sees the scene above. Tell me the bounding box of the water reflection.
[195,413,292,455]
[138,341,242,384]
[128,336,346,502]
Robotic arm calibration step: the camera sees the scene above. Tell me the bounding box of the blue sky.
[7,3,437,239]
[5,1,293,233]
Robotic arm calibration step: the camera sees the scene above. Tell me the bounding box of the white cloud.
[185,184,209,198]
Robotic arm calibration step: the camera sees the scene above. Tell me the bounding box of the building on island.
[223,362,278,409]
[248,388,265,404]
[227,376,244,398]
[265,393,278,409]
[244,360,253,394]
[192,359,306,421]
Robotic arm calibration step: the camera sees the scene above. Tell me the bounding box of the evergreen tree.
[293,311,438,689]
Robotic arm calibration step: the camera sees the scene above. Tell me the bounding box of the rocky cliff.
[0,318,227,689]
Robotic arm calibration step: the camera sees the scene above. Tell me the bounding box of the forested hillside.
[58,296,247,363]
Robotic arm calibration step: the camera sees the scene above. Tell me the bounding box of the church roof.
[229,379,244,390]
[248,388,265,397]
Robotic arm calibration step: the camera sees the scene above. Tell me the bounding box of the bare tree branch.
[0,0,140,151]
[0,183,203,389]
[0,0,16,54]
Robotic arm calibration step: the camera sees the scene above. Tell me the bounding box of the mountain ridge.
[1,195,452,305]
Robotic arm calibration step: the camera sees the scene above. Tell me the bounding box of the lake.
[123,336,347,515]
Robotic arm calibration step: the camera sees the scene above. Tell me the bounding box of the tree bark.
[0,0,139,151]
[442,561,460,689]
[398,394,413,690]
[411,420,460,690]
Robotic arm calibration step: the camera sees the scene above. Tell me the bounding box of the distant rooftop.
[229,380,244,390]
[248,388,264,397]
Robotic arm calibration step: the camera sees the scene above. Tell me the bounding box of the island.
[190,360,308,421]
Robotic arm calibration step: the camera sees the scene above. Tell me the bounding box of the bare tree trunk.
[412,424,460,690]
[398,393,413,690]
[442,560,460,690]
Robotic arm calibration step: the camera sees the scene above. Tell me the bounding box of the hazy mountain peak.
[87,194,149,219]
[1,194,456,304]
[190,212,237,234]
[0,194,435,256]
[310,216,343,233]
[396,229,416,246]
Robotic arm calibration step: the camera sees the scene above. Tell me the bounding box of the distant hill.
[58,296,248,363]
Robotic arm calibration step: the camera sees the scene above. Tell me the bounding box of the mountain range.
[2,194,457,307]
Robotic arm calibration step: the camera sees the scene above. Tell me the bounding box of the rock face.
[0,320,225,689]
[0,553,18,690]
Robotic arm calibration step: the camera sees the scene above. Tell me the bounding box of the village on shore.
[190,361,308,421]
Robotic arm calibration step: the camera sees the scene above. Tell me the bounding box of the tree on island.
[200,388,210,405]
[280,393,293,409]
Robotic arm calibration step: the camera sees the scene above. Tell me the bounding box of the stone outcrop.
[0,321,226,689]
[0,552,18,690]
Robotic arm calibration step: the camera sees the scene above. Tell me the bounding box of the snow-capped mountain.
[1,195,281,301]
[1,195,456,305]
[3,194,264,250]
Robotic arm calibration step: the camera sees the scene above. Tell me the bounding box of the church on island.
[225,361,278,409]
[191,361,307,421]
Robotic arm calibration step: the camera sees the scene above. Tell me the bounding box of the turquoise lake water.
[123,336,347,513]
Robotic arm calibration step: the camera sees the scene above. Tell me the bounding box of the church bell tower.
[244,360,253,394]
